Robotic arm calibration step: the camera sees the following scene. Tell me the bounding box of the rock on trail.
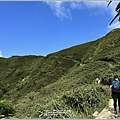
[95,99,120,119]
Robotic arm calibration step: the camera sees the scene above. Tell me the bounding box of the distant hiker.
[96,78,100,84]
[110,75,120,114]
[98,79,101,84]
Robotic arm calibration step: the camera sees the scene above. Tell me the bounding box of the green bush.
[35,85,110,119]
[62,85,109,118]
[0,100,15,117]
[100,71,113,85]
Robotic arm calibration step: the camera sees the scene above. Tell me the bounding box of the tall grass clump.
[62,84,109,118]
[33,84,109,119]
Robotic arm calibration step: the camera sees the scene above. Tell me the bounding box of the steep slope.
[0,55,44,98]
[1,55,76,100]
[0,28,120,118]
[93,28,120,62]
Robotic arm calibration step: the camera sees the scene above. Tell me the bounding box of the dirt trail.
[95,99,120,119]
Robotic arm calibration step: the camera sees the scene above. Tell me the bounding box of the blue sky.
[0,1,119,58]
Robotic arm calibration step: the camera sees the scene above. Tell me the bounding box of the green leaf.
[115,2,120,12]
[109,12,119,25]
[107,0,112,8]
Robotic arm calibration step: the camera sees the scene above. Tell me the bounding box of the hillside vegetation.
[0,28,120,118]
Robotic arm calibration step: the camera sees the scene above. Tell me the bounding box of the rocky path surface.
[95,99,120,119]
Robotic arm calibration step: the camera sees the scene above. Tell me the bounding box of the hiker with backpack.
[110,75,120,114]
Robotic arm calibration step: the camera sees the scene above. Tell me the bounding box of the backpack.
[112,80,120,91]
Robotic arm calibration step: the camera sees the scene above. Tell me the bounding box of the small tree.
[0,100,15,117]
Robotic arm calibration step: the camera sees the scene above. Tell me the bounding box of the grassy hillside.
[0,28,120,118]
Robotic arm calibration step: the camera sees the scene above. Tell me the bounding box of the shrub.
[0,100,15,117]
[62,85,109,118]
[101,72,113,85]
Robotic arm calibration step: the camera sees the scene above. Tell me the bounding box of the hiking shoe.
[114,111,117,114]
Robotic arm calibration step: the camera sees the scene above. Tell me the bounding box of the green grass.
[0,28,120,118]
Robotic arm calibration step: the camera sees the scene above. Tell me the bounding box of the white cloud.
[45,1,71,20]
[70,2,84,10]
[45,1,107,20]
[45,1,120,30]
[107,2,118,17]
[45,1,112,18]
[0,50,3,57]
[81,1,118,16]
[82,1,107,16]
[83,1,120,30]
[83,1,107,8]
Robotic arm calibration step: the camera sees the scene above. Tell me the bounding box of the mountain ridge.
[0,28,120,118]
